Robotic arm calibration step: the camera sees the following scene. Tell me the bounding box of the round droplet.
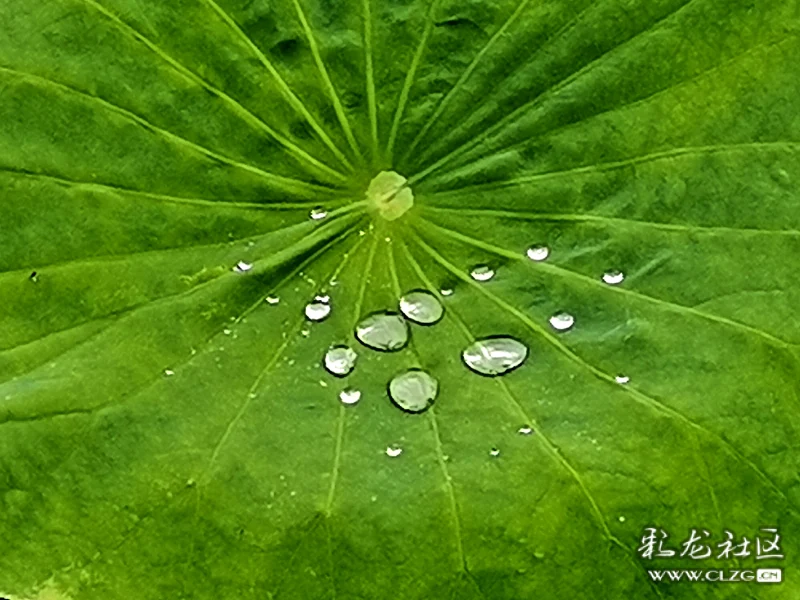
[489,447,501,458]
[549,312,574,331]
[305,301,331,322]
[324,345,358,377]
[355,312,409,351]
[615,374,630,384]
[310,207,328,220]
[462,337,528,376]
[385,445,403,458]
[526,246,549,261]
[265,296,280,305]
[388,369,438,413]
[233,261,253,273]
[518,426,533,435]
[339,388,361,405]
[399,290,444,325]
[602,270,625,285]
[470,265,495,282]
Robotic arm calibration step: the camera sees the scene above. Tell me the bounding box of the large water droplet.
[470,265,495,282]
[549,312,574,331]
[339,387,361,405]
[324,345,358,377]
[399,290,444,325]
[355,312,409,351]
[462,337,528,376]
[526,245,550,261]
[310,207,328,220]
[602,270,625,285]
[388,369,438,413]
[305,301,331,321]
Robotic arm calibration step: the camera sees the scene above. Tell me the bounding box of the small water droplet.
[164,369,175,377]
[526,246,549,261]
[385,445,403,458]
[602,270,625,285]
[549,312,574,331]
[489,447,501,457]
[518,426,533,435]
[399,290,444,325]
[233,261,253,273]
[534,550,545,560]
[470,265,495,282]
[310,207,328,220]
[304,301,331,322]
[440,287,454,297]
[355,312,409,351]
[324,345,358,377]
[359,229,366,236]
[462,337,528,376]
[315,294,330,303]
[301,329,310,337]
[615,374,630,384]
[388,369,438,413]
[223,328,232,336]
[265,296,280,305]
[29,271,39,283]
[339,388,361,405]
[618,516,626,523]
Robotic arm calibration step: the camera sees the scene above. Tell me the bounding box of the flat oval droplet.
[549,312,575,331]
[305,301,331,321]
[462,337,528,376]
[470,265,495,282]
[615,374,630,384]
[399,290,444,325]
[489,447,501,458]
[265,296,280,305]
[339,387,361,405]
[233,261,253,273]
[310,207,328,220]
[440,287,454,297]
[518,426,533,435]
[385,445,403,457]
[388,369,438,413]
[355,312,409,351]
[602,270,625,285]
[324,345,358,377]
[526,245,550,261]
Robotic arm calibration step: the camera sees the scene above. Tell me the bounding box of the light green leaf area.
[1,0,799,598]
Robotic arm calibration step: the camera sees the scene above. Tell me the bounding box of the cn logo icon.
[757,569,782,583]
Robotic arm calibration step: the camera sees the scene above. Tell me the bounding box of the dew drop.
[385,445,403,458]
[310,207,328,220]
[399,290,444,325]
[470,265,495,282]
[518,426,533,435]
[526,245,549,262]
[315,294,330,303]
[304,301,331,322]
[164,369,175,377]
[462,337,528,376]
[549,312,575,331]
[615,374,630,384]
[339,387,361,405]
[324,345,358,377]
[223,328,232,336]
[440,287,454,297]
[388,369,438,413]
[602,270,625,285]
[489,447,501,458]
[265,296,280,305]
[233,261,253,273]
[355,312,409,351]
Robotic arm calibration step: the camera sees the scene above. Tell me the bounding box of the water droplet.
[526,246,549,261]
[324,345,358,377]
[233,261,253,273]
[470,265,495,282]
[223,328,232,336]
[615,374,630,384]
[399,290,444,325]
[549,312,574,331]
[315,294,330,303]
[462,337,528,376]
[29,271,39,283]
[339,388,361,405]
[602,270,625,285]
[301,329,310,337]
[440,287,454,297]
[619,516,626,523]
[164,369,175,377]
[388,369,438,413]
[310,207,328,220]
[355,312,409,351]
[304,301,331,322]
[489,448,501,458]
[265,296,280,305]
[518,426,533,435]
[385,445,403,458]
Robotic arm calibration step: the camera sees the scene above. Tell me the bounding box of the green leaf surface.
[1,0,799,598]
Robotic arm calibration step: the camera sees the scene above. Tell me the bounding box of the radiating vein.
[418,218,796,349]
[408,229,797,513]
[78,0,347,182]
[400,0,533,164]
[362,0,379,158]
[408,0,698,183]
[385,0,440,161]
[197,0,354,172]
[291,0,364,163]
[0,66,334,197]
[420,206,800,237]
